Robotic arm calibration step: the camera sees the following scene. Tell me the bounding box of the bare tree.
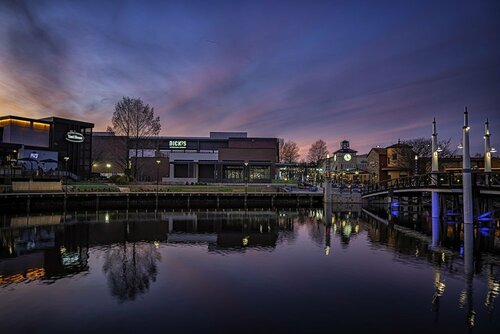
[401,137,456,158]
[279,139,300,163]
[108,97,161,178]
[307,139,329,164]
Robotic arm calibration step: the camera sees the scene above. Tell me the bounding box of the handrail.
[362,171,500,195]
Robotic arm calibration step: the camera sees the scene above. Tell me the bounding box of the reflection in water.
[103,241,161,302]
[0,207,499,332]
[432,269,446,320]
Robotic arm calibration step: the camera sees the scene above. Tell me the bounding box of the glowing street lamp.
[63,156,69,211]
[156,159,161,210]
[244,162,249,194]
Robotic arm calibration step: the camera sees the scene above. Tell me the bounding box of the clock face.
[344,154,352,161]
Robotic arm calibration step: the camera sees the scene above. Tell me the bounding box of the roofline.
[39,116,94,128]
[0,115,51,124]
[96,135,278,141]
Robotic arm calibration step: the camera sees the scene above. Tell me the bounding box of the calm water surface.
[1,207,499,333]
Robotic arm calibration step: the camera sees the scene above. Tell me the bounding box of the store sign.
[169,140,187,149]
[30,152,39,159]
[66,131,85,143]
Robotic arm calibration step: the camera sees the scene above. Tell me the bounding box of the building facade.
[322,140,371,185]
[92,132,279,183]
[367,147,388,182]
[0,115,94,179]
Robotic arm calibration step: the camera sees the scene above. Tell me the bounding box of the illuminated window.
[250,166,270,180]
[223,166,243,179]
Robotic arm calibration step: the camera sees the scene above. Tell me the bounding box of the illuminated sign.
[169,140,187,149]
[65,131,85,143]
[30,152,39,159]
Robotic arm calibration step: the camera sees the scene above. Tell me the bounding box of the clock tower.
[332,140,357,171]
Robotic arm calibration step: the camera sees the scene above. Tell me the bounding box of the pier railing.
[362,171,500,195]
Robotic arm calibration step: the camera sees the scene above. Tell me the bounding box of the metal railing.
[0,168,80,181]
[362,172,500,195]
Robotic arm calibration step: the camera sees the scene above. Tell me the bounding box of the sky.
[0,0,499,157]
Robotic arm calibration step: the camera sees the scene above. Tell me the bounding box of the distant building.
[367,141,416,181]
[367,147,388,182]
[92,132,279,183]
[322,140,370,185]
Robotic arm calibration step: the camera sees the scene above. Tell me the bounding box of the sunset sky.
[0,0,498,157]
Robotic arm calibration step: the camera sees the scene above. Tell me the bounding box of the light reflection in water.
[0,207,498,333]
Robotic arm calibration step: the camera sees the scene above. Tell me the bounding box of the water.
[1,207,499,333]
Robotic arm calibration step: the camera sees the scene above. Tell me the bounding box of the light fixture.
[156,159,161,164]
[491,147,497,153]
[457,143,463,149]
[414,155,418,160]
[106,163,111,168]
[64,156,69,161]
[436,147,443,153]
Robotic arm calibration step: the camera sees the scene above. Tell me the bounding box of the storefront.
[94,131,279,183]
[0,115,94,179]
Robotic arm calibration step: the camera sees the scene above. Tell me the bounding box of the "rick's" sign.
[169,140,187,149]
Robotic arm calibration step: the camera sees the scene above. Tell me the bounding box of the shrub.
[109,175,130,185]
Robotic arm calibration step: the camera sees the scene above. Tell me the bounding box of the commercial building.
[0,115,94,179]
[92,132,279,183]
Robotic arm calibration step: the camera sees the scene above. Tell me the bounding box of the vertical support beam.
[431,217,440,248]
[484,118,492,187]
[431,118,440,220]
[462,108,474,279]
[484,118,491,173]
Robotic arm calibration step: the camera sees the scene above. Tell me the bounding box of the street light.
[414,155,419,176]
[244,162,249,194]
[64,156,69,187]
[63,156,69,211]
[156,159,161,210]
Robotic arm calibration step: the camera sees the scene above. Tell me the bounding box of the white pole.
[432,118,439,173]
[463,107,474,276]
[484,118,491,173]
[431,118,440,220]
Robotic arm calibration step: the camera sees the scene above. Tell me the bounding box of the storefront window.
[223,166,243,180]
[250,166,270,180]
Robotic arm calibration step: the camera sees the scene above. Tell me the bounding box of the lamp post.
[484,119,495,187]
[156,159,161,210]
[244,162,248,195]
[431,118,440,221]
[63,156,69,212]
[414,155,419,176]
[462,107,474,277]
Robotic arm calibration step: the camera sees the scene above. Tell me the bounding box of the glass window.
[223,166,243,180]
[250,166,270,180]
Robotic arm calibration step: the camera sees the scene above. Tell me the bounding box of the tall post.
[484,119,492,187]
[484,118,491,173]
[324,154,331,203]
[63,156,69,213]
[462,108,474,284]
[431,118,440,220]
[244,162,248,195]
[156,159,161,211]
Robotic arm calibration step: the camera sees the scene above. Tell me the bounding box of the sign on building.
[65,131,85,143]
[169,140,187,149]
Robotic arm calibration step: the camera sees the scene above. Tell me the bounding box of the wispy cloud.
[0,0,498,155]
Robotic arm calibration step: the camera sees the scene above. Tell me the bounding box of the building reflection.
[362,204,500,329]
[0,223,89,285]
[164,211,295,253]
[0,210,296,290]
